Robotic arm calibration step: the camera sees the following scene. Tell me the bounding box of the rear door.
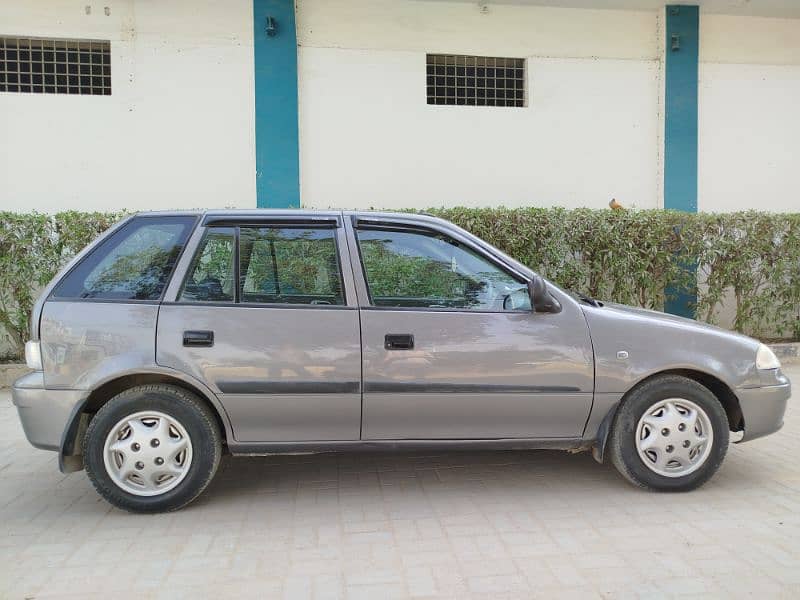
[346,215,594,440]
[157,215,362,442]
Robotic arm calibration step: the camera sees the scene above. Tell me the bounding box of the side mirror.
[527,275,559,313]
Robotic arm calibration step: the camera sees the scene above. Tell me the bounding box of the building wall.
[698,14,800,213]
[0,0,257,213]
[1,1,798,215]
[297,0,663,210]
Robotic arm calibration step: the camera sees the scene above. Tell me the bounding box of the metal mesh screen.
[426,54,525,107]
[0,36,111,95]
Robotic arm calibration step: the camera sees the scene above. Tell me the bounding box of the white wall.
[297,0,662,210]
[0,0,256,213]
[698,14,800,213]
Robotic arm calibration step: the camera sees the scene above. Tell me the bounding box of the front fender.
[581,303,759,394]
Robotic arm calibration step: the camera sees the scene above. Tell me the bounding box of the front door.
[350,220,594,440]
[157,219,362,442]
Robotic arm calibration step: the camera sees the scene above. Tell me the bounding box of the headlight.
[756,343,781,370]
[24,340,43,371]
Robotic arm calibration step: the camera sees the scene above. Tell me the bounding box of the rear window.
[52,216,196,301]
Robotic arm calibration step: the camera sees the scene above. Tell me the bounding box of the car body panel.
[581,301,791,442]
[345,212,594,440]
[11,371,87,451]
[581,302,761,394]
[156,303,362,441]
[736,378,790,441]
[40,300,160,389]
[10,209,792,475]
[359,308,594,439]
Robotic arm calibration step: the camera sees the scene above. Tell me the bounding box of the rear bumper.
[11,372,86,451]
[737,374,791,442]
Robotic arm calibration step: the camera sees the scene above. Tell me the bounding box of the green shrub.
[1,208,798,359]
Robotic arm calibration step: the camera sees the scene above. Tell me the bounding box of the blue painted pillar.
[253,0,300,208]
[664,5,699,317]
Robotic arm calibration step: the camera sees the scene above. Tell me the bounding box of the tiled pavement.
[1,366,798,599]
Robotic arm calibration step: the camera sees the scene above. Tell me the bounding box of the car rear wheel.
[608,375,729,491]
[84,384,221,513]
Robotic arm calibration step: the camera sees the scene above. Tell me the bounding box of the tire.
[608,375,729,492]
[84,384,222,513]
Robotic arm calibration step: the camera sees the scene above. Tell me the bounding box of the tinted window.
[52,216,195,301]
[179,228,235,302]
[357,228,529,310]
[240,227,344,305]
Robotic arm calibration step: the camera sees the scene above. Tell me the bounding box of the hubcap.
[635,398,713,478]
[103,411,193,496]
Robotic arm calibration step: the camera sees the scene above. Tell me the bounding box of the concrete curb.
[2,342,799,389]
[770,342,800,363]
[0,364,30,389]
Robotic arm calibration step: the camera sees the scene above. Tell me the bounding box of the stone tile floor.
[1,365,798,599]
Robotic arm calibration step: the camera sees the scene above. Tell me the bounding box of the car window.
[356,227,530,311]
[179,228,236,302]
[52,216,195,301]
[239,227,344,305]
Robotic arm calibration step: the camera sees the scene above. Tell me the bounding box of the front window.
[52,216,195,301]
[356,227,530,311]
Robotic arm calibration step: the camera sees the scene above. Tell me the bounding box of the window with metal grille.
[426,54,524,107]
[0,36,111,95]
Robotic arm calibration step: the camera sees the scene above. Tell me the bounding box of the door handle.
[183,330,214,347]
[385,334,414,350]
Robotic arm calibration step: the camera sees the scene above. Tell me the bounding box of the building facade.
[1,0,799,214]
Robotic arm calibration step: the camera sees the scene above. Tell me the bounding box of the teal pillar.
[664,5,699,318]
[253,0,300,208]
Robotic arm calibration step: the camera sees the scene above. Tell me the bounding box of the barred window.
[426,54,525,107]
[0,36,111,95]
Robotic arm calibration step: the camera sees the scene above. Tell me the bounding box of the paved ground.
[1,367,799,600]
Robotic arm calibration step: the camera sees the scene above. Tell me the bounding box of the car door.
[347,215,594,440]
[157,214,362,442]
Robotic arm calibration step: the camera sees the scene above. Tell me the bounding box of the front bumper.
[737,371,791,442]
[12,371,86,451]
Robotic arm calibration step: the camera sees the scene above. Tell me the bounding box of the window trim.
[177,224,349,308]
[48,215,199,304]
[353,222,531,314]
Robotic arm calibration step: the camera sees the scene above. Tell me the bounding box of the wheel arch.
[59,370,232,473]
[592,368,743,464]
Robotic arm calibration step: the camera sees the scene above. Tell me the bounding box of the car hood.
[600,301,751,338]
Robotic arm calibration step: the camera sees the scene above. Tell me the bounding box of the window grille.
[426,54,525,107]
[0,36,111,95]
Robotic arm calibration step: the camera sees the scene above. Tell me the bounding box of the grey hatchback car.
[13,210,791,512]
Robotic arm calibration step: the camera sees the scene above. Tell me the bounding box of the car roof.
[133,208,450,227]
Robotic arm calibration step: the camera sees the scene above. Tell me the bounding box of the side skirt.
[228,438,590,456]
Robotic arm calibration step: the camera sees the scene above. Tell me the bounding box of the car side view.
[13,210,791,512]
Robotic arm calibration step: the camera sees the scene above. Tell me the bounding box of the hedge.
[1,208,798,359]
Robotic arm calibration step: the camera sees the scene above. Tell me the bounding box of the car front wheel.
[84,384,221,513]
[608,375,729,491]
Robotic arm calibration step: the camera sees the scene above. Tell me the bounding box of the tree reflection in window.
[240,228,343,305]
[53,217,195,301]
[357,228,529,310]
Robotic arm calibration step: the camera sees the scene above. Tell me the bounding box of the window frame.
[353,221,531,314]
[175,223,349,309]
[48,215,199,305]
